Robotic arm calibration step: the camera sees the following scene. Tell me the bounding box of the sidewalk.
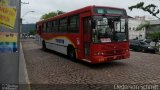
[19,42,31,90]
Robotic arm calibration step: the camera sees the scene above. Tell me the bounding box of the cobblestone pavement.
[22,39,160,89]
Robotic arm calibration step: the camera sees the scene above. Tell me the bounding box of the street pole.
[22,11,35,18]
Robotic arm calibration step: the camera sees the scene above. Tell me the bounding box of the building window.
[133,27,135,30]
[143,28,145,31]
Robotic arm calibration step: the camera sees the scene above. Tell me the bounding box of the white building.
[128,16,146,40]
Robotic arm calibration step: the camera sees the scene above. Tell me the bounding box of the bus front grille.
[105,50,124,56]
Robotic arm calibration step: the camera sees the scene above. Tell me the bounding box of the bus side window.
[46,23,48,33]
[46,23,49,33]
[43,23,47,33]
[51,21,55,33]
[46,22,52,33]
[53,20,59,33]
[68,15,79,33]
[59,18,67,33]
[38,25,41,35]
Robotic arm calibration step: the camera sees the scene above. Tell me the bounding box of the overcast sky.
[21,0,160,24]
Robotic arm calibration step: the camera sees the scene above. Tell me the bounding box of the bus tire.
[142,48,145,53]
[67,46,76,61]
[42,40,46,50]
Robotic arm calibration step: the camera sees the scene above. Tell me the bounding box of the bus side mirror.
[92,20,96,29]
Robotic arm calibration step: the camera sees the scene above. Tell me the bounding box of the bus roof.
[37,5,125,24]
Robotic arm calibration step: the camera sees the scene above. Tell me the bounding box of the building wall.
[128,18,146,40]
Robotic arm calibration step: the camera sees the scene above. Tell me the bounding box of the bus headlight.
[101,52,104,55]
[94,52,105,55]
[148,47,153,49]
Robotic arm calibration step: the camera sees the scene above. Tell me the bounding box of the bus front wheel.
[67,47,76,61]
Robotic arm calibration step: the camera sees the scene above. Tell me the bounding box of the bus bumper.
[91,54,130,64]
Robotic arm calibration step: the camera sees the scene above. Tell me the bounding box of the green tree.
[40,10,65,20]
[128,1,160,19]
[136,21,150,31]
[129,1,160,47]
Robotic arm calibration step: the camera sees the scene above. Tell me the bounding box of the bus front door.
[83,17,91,60]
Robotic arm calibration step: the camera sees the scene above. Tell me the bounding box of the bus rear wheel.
[42,40,46,50]
[67,47,76,61]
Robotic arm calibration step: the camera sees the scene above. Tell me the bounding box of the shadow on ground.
[41,48,127,69]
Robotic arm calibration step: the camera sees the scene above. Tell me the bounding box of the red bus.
[36,5,130,64]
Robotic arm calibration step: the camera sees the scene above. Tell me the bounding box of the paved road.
[22,39,160,89]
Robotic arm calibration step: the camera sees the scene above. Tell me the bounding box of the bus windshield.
[92,16,128,43]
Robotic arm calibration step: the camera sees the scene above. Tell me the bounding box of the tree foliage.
[129,2,160,19]
[136,21,150,31]
[40,10,65,20]
[147,32,160,40]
